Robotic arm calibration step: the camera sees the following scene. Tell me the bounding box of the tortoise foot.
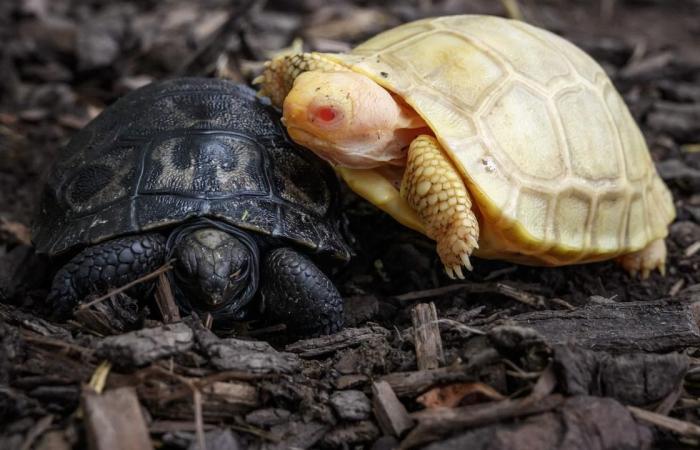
[400,135,480,279]
[48,234,167,319]
[617,238,667,279]
[260,247,343,336]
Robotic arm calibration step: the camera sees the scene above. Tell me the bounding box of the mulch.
[1,0,700,448]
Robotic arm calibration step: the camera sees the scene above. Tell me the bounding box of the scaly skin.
[255,53,348,107]
[400,135,479,279]
[617,238,667,279]
[260,247,343,336]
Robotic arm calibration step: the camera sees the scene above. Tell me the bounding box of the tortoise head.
[173,227,257,312]
[283,71,426,169]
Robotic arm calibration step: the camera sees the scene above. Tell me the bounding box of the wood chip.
[381,352,500,398]
[411,303,444,371]
[82,387,152,450]
[285,326,390,358]
[404,394,564,448]
[95,322,194,367]
[0,217,31,245]
[685,241,700,258]
[372,381,414,438]
[512,300,700,352]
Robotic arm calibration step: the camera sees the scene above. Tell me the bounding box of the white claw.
[252,75,265,85]
[460,253,473,271]
[454,265,465,279]
[468,236,479,250]
[445,266,456,279]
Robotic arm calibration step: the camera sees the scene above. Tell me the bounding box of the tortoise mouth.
[287,126,340,166]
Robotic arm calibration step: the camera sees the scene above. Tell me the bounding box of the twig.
[155,273,180,323]
[628,405,700,438]
[395,282,545,308]
[437,318,486,336]
[193,388,207,450]
[78,262,173,311]
[19,415,53,450]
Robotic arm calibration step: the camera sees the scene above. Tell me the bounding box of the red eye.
[317,106,337,122]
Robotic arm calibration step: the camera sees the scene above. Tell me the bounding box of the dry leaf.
[417,382,506,409]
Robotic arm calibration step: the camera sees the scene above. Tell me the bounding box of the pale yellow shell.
[327,15,675,265]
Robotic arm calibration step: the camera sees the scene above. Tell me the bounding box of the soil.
[1,0,700,449]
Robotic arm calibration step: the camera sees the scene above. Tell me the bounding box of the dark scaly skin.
[48,233,167,319]
[260,247,343,336]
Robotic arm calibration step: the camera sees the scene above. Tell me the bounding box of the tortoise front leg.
[260,247,343,337]
[401,135,480,279]
[48,234,167,319]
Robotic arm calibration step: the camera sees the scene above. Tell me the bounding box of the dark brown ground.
[1,0,700,449]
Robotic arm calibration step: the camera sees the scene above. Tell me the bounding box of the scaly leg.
[254,53,349,108]
[400,135,479,279]
[617,238,667,279]
[260,247,343,336]
[48,234,167,319]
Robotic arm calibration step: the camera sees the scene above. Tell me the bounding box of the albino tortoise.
[257,14,675,279]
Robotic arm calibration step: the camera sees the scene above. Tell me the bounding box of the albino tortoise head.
[282,71,424,169]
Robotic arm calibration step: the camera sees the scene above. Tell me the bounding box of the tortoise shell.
[33,78,351,261]
[327,15,675,265]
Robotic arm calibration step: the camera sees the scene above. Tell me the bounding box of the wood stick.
[411,303,444,371]
[395,282,545,308]
[629,405,700,438]
[78,262,173,310]
[154,273,180,323]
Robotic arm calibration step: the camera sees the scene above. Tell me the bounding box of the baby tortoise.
[257,14,675,279]
[33,78,351,336]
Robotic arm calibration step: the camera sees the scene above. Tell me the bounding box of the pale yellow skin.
[257,15,675,278]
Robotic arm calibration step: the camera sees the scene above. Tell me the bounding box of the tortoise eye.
[311,105,343,126]
[317,106,337,122]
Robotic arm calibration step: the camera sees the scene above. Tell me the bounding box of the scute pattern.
[341,15,674,261]
[484,83,564,180]
[34,78,350,261]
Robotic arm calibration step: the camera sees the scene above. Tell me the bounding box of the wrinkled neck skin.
[282,71,430,170]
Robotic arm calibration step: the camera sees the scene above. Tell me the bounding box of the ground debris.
[194,321,301,374]
[510,299,700,352]
[423,396,653,450]
[330,389,371,421]
[82,386,152,450]
[372,380,414,438]
[321,420,380,447]
[2,0,700,448]
[95,322,193,367]
[553,345,688,405]
[411,302,444,370]
[285,326,390,358]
